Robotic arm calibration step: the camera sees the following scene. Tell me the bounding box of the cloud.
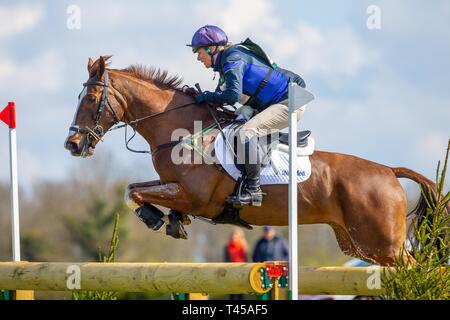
[0,4,44,39]
[0,49,65,95]
[193,0,378,81]
[75,1,184,30]
[413,132,449,171]
[290,24,380,78]
[375,0,450,39]
[214,0,280,38]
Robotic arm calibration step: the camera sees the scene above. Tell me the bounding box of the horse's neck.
[111,71,213,150]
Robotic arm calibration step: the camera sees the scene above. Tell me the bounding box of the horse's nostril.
[65,140,79,153]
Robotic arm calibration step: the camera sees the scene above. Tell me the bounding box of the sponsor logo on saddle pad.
[215,125,314,185]
[281,169,307,177]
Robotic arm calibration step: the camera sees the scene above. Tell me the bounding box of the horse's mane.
[121,64,184,92]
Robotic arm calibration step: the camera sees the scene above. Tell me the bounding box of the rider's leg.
[235,133,264,206]
[239,100,306,141]
[233,100,306,206]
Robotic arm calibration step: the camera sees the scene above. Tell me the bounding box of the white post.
[1,102,21,261]
[288,83,298,300]
[10,126,21,261]
[287,84,314,300]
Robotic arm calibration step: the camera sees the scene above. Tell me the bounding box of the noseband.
[70,70,121,146]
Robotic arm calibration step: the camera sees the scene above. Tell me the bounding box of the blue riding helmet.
[187,25,228,53]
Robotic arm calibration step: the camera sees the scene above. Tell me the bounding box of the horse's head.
[65,56,123,157]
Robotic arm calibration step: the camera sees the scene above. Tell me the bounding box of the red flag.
[0,102,16,129]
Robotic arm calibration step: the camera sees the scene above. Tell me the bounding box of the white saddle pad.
[214,126,315,185]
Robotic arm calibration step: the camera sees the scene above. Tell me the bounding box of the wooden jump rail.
[0,262,389,298]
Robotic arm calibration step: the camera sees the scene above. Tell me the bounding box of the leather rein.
[70,69,225,155]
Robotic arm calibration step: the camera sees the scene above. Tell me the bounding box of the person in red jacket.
[224,228,248,300]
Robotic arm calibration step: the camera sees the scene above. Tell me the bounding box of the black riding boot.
[239,162,264,206]
[238,137,264,206]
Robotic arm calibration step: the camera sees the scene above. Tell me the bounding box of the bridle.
[69,70,121,150]
[69,69,203,156]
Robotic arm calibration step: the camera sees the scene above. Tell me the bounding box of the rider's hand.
[181,85,199,97]
[195,91,206,103]
[195,91,214,104]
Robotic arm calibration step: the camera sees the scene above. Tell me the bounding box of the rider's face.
[196,47,213,68]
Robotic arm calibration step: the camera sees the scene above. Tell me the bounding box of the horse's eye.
[88,95,96,103]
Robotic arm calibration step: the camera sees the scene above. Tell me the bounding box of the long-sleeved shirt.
[204,44,306,110]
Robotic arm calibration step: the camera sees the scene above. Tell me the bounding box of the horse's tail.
[391,167,449,256]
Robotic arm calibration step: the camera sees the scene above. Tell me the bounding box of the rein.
[73,69,232,156]
[109,101,199,155]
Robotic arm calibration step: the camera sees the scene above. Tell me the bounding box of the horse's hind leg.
[328,222,361,259]
[329,221,404,266]
[337,179,408,266]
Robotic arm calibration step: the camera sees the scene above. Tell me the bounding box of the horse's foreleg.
[127,179,161,191]
[125,182,191,211]
[124,181,191,239]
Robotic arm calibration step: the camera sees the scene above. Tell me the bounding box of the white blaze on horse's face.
[67,87,88,138]
[64,86,96,158]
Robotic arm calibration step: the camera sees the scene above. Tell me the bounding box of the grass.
[71,211,120,300]
[381,140,450,300]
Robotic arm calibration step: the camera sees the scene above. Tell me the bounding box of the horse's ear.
[87,57,94,72]
[102,55,113,63]
[97,56,106,79]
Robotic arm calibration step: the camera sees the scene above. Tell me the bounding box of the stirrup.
[226,188,265,207]
[226,191,265,207]
[246,189,265,207]
[226,178,246,208]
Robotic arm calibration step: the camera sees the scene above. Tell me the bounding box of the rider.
[188,25,306,206]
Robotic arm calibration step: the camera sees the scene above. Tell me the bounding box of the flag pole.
[1,102,21,261]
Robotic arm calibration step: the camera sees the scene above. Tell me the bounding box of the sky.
[0,0,449,193]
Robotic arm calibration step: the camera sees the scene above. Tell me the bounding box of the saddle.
[211,122,314,229]
[278,130,311,147]
[225,122,312,170]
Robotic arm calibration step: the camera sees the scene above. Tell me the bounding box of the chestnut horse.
[65,56,439,265]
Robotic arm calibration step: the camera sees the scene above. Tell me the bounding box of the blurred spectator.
[252,226,289,262]
[224,228,248,300]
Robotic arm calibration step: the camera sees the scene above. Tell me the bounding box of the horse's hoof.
[166,221,188,240]
[172,210,191,225]
[181,215,191,225]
